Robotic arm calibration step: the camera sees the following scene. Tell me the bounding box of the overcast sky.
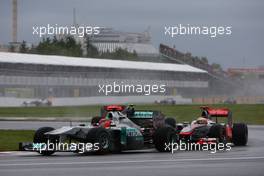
[0,0,264,69]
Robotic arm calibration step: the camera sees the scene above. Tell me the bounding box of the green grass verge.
[0,104,263,124]
[0,105,100,118]
[0,130,34,151]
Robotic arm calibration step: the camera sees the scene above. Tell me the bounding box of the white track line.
[0,156,264,167]
[0,152,12,154]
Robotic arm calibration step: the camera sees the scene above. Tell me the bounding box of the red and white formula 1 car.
[177,106,248,146]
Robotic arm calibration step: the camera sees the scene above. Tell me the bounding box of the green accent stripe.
[130,112,153,118]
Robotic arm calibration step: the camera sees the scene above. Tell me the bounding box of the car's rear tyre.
[153,127,177,152]
[232,123,248,146]
[109,130,123,153]
[33,127,58,156]
[165,118,176,128]
[86,127,111,154]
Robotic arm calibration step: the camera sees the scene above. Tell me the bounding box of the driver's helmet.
[126,104,135,117]
[128,104,134,108]
[201,110,210,119]
[196,117,208,125]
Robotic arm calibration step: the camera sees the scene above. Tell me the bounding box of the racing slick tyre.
[232,123,248,146]
[153,127,177,152]
[86,127,111,154]
[33,127,58,156]
[165,118,176,128]
[109,130,122,153]
[91,116,102,126]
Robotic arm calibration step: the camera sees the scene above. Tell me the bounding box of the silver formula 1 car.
[19,106,177,155]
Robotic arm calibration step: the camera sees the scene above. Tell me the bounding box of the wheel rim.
[99,133,109,149]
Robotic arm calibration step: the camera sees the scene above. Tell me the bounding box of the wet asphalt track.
[0,125,264,176]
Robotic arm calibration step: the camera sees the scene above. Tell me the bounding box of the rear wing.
[200,106,229,117]
[130,111,154,119]
[200,106,232,125]
[128,110,165,129]
[100,105,164,119]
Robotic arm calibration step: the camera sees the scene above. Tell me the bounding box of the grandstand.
[0,52,208,99]
[159,43,244,96]
[159,44,228,78]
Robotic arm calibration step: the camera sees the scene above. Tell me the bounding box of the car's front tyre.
[33,127,58,156]
[86,128,111,154]
[153,127,177,152]
[232,123,248,146]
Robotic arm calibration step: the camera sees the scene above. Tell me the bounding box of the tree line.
[19,35,138,59]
